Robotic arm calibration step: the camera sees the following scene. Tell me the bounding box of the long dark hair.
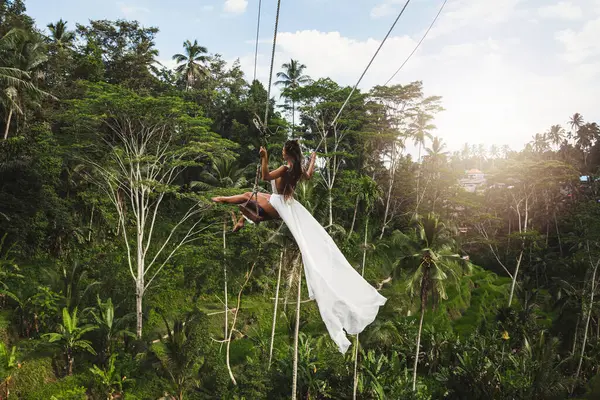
[282,140,303,200]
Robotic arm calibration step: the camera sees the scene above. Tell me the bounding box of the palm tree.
[46,19,75,50]
[410,112,435,163]
[196,158,248,189]
[348,175,380,239]
[393,213,470,391]
[43,307,98,375]
[0,29,29,86]
[547,124,565,150]
[1,30,53,140]
[410,112,435,214]
[529,133,549,154]
[425,136,448,162]
[275,59,311,135]
[172,40,209,90]
[576,123,600,168]
[352,177,381,400]
[44,261,100,312]
[569,113,584,136]
[501,144,511,159]
[151,315,207,400]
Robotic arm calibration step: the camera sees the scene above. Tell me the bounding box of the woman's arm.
[259,146,288,181]
[303,152,317,180]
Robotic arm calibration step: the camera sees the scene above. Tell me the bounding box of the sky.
[24,0,600,153]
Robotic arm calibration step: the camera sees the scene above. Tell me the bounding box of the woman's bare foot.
[211,197,224,203]
[232,216,245,233]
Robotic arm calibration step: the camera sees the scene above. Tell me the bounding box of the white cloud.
[538,1,583,20]
[429,0,525,38]
[239,27,598,153]
[371,3,395,19]
[117,2,150,17]
[556,17,600,63]
[223,0,248,14]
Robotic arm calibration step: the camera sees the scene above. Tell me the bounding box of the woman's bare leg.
[255,193,280,219]
[232,214,245,232]
[212,192,252,204]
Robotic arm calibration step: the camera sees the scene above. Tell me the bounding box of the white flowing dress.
[268,180,387,353]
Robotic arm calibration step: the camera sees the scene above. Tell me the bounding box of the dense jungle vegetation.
[2,1,600,398]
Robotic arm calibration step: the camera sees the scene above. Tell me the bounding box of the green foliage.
[10,356,54,398]
[2,3,600,398]
[29,375,87,400]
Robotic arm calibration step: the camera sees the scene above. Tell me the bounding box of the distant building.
[459,168,486,193]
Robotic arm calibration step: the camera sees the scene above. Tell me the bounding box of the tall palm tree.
[410,112,435,213]
[569,113,584,136]
[575,122,600,168]
[172,40,209,90]
[1,30,53,140]
[410,112,435,163]
[547,124,565,150]
[352,176,381,400]
[348,175,380,239]
[275,59,311,135]
[46,19,75,50]
[0,30,31,86]
[501,144,511,159]
[425,136,448,160]
[392,213,470,391]
[530,133,549,154]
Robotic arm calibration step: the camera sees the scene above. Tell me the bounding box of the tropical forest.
[1,0,600,399]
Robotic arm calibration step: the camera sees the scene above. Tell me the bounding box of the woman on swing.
[213,139,386,354]
[212,140,316,231]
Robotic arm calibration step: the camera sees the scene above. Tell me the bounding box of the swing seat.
[239,200,273,224]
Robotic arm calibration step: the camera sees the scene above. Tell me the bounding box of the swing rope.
[242,0,283,223]
[253,0,263,82]
[329,0,412,130]
[264,0,282,125]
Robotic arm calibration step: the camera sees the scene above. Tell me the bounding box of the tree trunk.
[136,214,145,338]
[136,282,144,338]
[380,145,396,240]
[353,218,369,400]
[291,261,302,400]
[508,249,524,307]
[3,108,13,140]
[412,305,425,391]
[269,250,284,367]
[554,212,563,257]
[223,218,229,341]
[348,195,359,240]
[572,317,579,356]
[67,349,74,376]
[88,203,95,242]
[574,255,600,390]
[328,190,333,229]
[415,142,422,216]
[292,100,295,136]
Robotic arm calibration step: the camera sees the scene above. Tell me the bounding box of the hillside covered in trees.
[2,1,600,398]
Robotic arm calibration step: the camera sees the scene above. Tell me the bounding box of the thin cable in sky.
[330,0,413,128]
[384,0,449,86]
